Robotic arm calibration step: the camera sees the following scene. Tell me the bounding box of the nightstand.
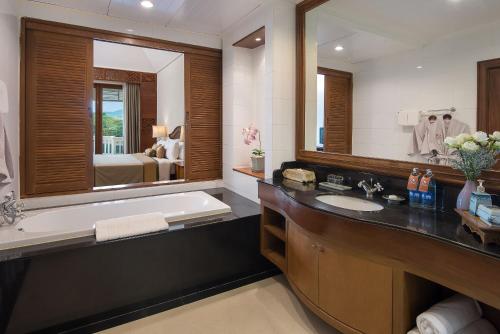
[175,162,185,179]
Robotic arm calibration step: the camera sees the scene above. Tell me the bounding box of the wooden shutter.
[322,68,352,154]
[184,54,222,181]
[24,30,93,196]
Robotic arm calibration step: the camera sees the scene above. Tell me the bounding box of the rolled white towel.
[408,327,421,334]
[95,212,168,242]
[416,294,482,334]
[456,319,498,334]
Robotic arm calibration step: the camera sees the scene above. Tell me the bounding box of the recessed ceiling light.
[255,37,262,42]
[141,0,154,8]
[416,65,424,69]
[334,45,344,51]
[126,29,134,32]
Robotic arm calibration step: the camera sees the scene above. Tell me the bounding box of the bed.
[93,127,183,187]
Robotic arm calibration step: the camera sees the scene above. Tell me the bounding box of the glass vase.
[456,180,476,210]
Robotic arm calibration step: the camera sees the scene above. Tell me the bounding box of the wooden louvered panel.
[185,54,222,181]
[322,68,352,154]
[24,30,93,196]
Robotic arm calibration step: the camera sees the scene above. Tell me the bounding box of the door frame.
[318,67,353,154]
[477,57,500,133]
[93,83,124,154]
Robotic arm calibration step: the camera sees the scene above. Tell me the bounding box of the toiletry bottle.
[469,180,492,215]
[407,168,422,208]
[419,169,436,210]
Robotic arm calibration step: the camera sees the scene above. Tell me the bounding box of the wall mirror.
[297,0,500,188]
[92,41,185,189]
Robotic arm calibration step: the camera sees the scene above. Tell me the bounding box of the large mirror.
[302,0,500,168]
[92,41,185,189]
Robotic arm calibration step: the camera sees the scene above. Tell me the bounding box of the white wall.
[0,12,20,198]
[157,55,185,130]
[15,0,220,49]
[350,20,500,162]
[222,0,295,202]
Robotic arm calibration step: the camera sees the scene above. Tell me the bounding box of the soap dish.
[382,195,405,204]
[319,182,352,191]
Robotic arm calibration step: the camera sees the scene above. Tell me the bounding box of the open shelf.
[262,249,286,270]
[261,205,287,273]
[263,224,286,241]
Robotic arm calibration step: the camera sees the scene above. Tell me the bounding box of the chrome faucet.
[358,179,384,199]
[1,191,24,226]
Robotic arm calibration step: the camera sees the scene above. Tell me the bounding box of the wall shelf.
[233,167,265,180]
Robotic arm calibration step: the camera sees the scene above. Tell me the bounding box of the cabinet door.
[318,246,393,334]
[287,222,318,303]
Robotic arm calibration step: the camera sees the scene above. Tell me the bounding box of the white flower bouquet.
[444,131,500,180]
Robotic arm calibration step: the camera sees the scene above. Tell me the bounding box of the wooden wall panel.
[185,54,222,181]
[24,30,93,196]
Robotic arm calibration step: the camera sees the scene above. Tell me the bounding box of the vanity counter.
[259,178,500,259]
[258,178,500,333]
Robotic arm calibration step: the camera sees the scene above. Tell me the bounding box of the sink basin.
[316,195,384,212]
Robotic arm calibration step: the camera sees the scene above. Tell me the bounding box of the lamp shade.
[152,125,168,138]
[180,125,185,142]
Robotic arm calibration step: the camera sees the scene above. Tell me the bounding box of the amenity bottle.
[419,169,436,210]
[407,168,422,208]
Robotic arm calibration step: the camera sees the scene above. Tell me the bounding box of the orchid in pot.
[242,125,265,172]
[444,131,500,210]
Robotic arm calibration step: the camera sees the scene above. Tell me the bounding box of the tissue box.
[477,205,500,225]
[282,168,316,183]
[469,192,492,215]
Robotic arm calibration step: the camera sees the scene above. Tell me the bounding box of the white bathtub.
[0,191,231,251]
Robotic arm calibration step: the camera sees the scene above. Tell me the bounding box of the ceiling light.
[416,65,424,69]
[255,37,262,42]
[126,29,134,32]
[334,45,344,52]
[141,1,154,8]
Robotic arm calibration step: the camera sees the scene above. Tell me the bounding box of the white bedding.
[153,158,182,181]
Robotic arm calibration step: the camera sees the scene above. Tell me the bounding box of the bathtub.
[0,191,231,251]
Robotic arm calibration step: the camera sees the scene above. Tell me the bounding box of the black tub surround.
[263,162,500,259]
[0,188,276,334]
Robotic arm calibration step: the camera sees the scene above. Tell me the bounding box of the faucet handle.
[374,182,384,192]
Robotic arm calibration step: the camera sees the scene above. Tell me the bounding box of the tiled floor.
[100,275,340,334]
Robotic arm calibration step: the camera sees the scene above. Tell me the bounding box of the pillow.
[157,139,168,148]
[144,148,156,157]
[166,139,180,160]
[179,142,185,160]
[156,145,166,159]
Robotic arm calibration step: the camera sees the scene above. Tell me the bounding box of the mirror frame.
[296,0,500,190]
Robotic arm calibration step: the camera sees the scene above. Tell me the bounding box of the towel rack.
[420,107,456,117]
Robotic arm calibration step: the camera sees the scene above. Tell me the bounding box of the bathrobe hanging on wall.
[0,80,14,184]
[408,114,471,163]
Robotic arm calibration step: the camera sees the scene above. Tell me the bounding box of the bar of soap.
[388,195,399,200]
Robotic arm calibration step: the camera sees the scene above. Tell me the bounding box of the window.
[93,84,125,154]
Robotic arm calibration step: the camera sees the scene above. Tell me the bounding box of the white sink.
[316,195,384,212]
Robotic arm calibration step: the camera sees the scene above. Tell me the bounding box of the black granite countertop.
[260,178,500,260]
[0,188,260,262]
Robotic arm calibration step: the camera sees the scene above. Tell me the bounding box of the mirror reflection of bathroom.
[303,0,500,165]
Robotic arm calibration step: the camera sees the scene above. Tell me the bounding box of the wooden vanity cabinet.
[287,221,393,334]
[287,221,319,303]
[318,245,392,334]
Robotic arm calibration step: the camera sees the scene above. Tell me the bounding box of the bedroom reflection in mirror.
[92,41,186,189]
